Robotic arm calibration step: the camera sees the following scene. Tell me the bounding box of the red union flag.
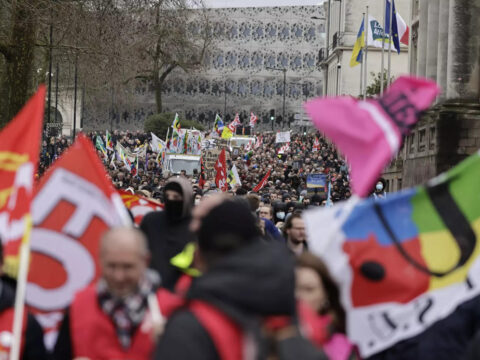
[26,134,131,348]
[119,190,163,225]
[0,86,45,277]
[253,170,271,192]
[214,149,228,192]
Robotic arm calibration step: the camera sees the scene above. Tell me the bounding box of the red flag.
[227,113,241,132]
[0,86,45,277]
[214,149,228,192]
[119,190,163,225]
[277,143,290,154]
[253,170,271,192]
[27,134,131,347]
[254,135,263,149]
[198,157,206,189]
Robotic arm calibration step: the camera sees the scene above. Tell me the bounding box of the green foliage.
[144,112,205,139]
[365,70,395,98]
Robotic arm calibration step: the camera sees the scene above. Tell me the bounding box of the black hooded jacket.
[154,241,325,360]
[140,177,196,289]
[0,280,48,360]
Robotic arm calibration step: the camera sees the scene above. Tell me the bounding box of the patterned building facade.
[161,5,326,128]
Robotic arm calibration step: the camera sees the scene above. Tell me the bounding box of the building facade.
[400,0,480,188]
[159,5,327,130]
[321,0,410,99]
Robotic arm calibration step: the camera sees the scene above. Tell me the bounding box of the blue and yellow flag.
[350,18,365,67]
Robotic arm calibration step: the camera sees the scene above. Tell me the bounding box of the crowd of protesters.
[26,126,480,360]
[38,129,352,218]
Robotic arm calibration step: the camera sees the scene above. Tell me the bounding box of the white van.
[229,136,256,148]
[163,154,201,175]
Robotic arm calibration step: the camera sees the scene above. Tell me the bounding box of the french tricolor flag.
[388,0,409,54]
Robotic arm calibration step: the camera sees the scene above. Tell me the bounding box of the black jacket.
[154,241,326,360]
[0,281,47,360]
[140,212,195,289]
[140,178,196,290]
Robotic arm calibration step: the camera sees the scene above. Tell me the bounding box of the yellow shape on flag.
[421,218,480,291]
[0,152,28,171]
[350,18,365,68]
[221,127,233,139]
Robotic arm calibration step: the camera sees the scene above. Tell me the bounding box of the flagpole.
[360,12,365,96]
[387,0,394,88]
[363,6,369,100]
[10,217,33,360]
[381,0,386,95]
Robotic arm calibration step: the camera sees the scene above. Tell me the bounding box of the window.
[418,128,426,152]
[408,133,416,154]
[429,126,436,150]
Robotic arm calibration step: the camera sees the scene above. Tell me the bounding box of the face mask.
[376,183,384,191]
[165,199,184,221]
[276,212,285,220]
[194,198,201,206]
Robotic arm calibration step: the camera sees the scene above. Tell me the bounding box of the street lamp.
[223,80,227,118]
[266,67,286,129]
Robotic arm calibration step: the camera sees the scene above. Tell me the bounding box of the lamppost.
[73,57,78,139]
[266,67,286,128]
[224,79,227,118]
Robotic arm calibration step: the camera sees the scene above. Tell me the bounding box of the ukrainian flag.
[350,18,365,67]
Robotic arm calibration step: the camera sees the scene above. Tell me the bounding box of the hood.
[187,241,296,321]
[165,177,194,218]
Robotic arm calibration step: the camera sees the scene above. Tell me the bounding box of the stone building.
[320,0,410,98]
[398,0,480,188]
[158,5,327,130]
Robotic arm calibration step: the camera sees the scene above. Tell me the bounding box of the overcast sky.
[203,0,325,8]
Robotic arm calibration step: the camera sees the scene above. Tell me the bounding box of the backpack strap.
[189,300,244,360]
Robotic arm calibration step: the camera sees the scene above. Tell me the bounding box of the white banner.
[275,131,291,143]
[367,15,395,49]
[150,132,166,153]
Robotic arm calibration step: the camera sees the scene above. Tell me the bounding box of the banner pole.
[387,0,394,87]
[9,216,33,360]
[363,6,369,100]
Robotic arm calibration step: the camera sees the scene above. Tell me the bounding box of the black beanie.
[198,200,259,254]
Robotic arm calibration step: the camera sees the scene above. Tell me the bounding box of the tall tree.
[0,0,212,128]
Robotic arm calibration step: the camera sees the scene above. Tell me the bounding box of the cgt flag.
[27,134,131,349]
[119,190,163,225]
[0,86,45,277]
[253,170,271,192]
[304,76,440,197]
[304,150,480,357]
[214,149,228,192]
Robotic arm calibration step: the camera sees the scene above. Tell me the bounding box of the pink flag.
[304,76,440,197]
